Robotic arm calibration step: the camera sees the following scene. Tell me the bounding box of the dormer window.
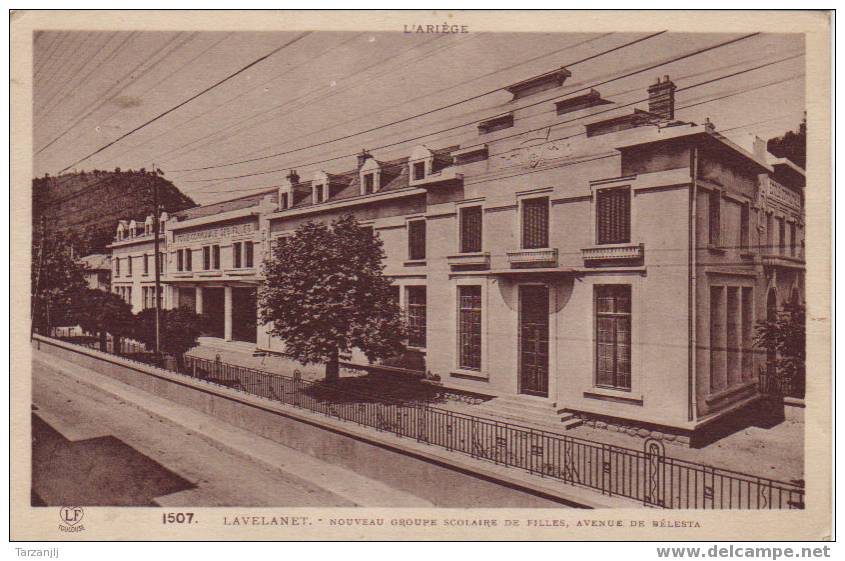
[359,157,381,195]
[311,171,331,204]
[413,162,425,181]
[409,145,436,184]
[279,191,290,210]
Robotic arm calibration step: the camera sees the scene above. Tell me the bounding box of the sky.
[32,31,805,205]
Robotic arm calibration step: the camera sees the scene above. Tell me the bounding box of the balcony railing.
[506,248,558,267]
[581,243,644,264]
[447,252,491,269]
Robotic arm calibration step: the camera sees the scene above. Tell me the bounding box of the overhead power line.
[40,34,790,210]
[198,65,802,198]
[55,31,313,174]
[164,31,667,175]
[180,32,764,185]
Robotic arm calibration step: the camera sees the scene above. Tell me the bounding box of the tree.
[754,300,805,397]
[31,231,88,334]
[133,307,205,369]
[767,117,806,169]
[69,289,134,351]
[259,214,406,382]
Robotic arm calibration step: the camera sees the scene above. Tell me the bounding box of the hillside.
[33,169,196,255]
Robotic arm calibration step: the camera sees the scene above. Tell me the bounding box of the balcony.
[762,253,805,270]
[408,167,463,188]
[581,243,644,265]
[506,248,558,268]
[446,252,490,269]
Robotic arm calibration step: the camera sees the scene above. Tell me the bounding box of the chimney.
[357,149,371,169]
[286,169,299,187]
[647,75,677,120]
[752,135,768,162]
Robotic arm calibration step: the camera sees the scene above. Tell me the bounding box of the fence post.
[643,437,666,507]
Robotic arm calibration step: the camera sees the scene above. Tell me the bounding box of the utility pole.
[152,166,161,356]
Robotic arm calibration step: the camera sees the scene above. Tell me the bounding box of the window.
[406,286,427,348]
[789,222,797,256]
[777,217,786,254]
[245,241,254,268]
[127,256,133,277]
[709,286,725,392]
[522,197,549,249]
[185,249,192,271]
[126,287,132,306]
[212,245,220,269]
[458,286,482,371]
[766,213,774,252]
[363,173,374,194]
[726,287,741,387]
[280,191,289,210]
[176,250,183,272]
[408,219,426,260]
[160,252,166,274]
[413,161,426,181]
[203,246,211,270]
[314,185,324,204]
[595,285,632,390]
[741,287,753,382]
[144,254,150,275]
[709,191,721,247]
[115,257,120,277]
[740,203,750,250]
[596,188,630,244]
[234,242,242,268]
[460,206,483,253]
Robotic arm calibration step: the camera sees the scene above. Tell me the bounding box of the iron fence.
[758,369,805,400]
[52,336,804,509]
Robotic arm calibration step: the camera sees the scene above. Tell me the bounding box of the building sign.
[174,222,255,244]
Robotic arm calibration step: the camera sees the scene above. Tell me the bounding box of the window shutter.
[460,206,483,253]
[408,220,426,260]
[522,198,549,249]
[597,188,630,244]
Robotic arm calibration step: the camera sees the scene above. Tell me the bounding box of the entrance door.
[519,285,550,397]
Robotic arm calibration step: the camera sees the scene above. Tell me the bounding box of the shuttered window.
[143,254,149,275]
[203,246,211,270]
[596,188,630,244]
[176,250,183,272]
[458,286,482,370]
[185,249,192,271]
[245,241,254,268]
[234,242,242,268]
[522,197,549,249]
[406,286,427,348]
[709,191,721,246]
[595,285,631,390]
[408,220,426,260]
[460,206,483,253]
[212,245,221,270]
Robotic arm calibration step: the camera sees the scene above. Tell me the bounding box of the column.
[224,285,233,342]
[195,286,204,315]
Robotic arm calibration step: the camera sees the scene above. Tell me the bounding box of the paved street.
[31,352,435,507]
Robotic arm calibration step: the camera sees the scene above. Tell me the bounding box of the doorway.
[519,284,550,397]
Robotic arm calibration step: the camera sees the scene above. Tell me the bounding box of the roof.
[174,189,276,221]
[78,253,110,270]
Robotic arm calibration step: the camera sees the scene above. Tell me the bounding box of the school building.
[110,69,805,441]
